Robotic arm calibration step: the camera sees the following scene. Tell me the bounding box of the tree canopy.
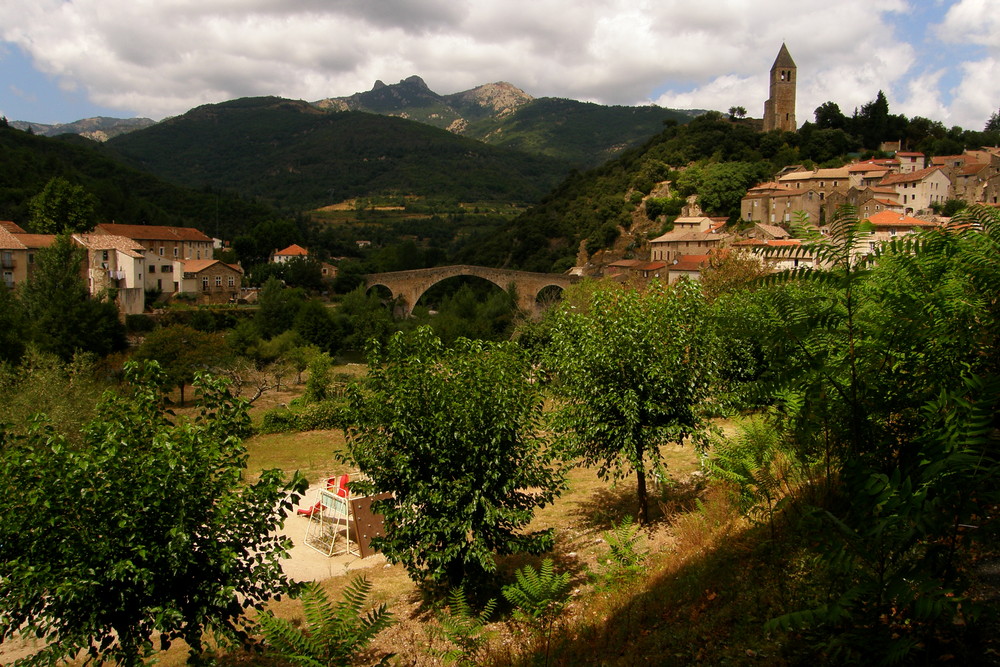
[0,362,307,665]
[543,280,717,524]
[346,326,565,591]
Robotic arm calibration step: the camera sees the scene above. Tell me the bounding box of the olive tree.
[543,280,716,524]
[0,362,306,665]
[346,326,565,591]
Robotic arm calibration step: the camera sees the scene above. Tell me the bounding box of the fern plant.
[427,586,497,666]
[257,577,394,667]
[502,559,572,630]
[502,559,572,666]
[708,415,797,538]
[600,516,647,582]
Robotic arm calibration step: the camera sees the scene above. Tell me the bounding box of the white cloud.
[0,0,972,129]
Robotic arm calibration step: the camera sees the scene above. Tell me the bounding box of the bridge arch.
[364,265,579,317]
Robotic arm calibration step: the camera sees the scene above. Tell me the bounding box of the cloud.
[929,0,1000,129]
[0,0,964,128]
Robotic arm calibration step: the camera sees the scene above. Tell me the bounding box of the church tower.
[763,43,796,132]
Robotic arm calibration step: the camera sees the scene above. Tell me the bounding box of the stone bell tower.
[763,43,796,132]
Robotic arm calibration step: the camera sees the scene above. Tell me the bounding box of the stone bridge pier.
[363,265,580,317]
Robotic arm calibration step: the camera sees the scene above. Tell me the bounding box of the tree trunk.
[635,440,648,525]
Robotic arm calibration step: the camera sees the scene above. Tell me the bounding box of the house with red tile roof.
[667,254,711,283]
[0,224,56,289]
[877,167,950,214]
[896,152,926,173]
[271,243,310,263]
[649,229,730,263]
[93,223,215,293]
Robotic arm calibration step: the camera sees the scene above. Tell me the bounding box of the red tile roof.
[878,166,943,186]
[13,233,57,249]
[96,223,212,243]
[733,239,802,247]
[274,243,309,256]
[866,211,938,228]
[670,254,711,272]
[0,221,27,233]
[180,259,244,274]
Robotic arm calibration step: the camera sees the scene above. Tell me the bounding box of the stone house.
[93,223,214,293]
[877,167,951,214]
[178,259,244,304]
[649,230,730,262]
[0,221,54,289]
[73,233,147,315]
[896,152,926,173]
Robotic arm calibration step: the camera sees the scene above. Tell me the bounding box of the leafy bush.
[125,313,155,333]
[258,400,350,434]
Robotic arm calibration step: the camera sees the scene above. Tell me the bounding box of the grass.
[245,429,347,485]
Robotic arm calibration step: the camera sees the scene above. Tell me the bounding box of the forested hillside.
[0,122,281,240]
[106,97,572,211]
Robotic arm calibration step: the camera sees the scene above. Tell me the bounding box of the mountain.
[105,96,571,210]
[314,77,702,167]
[10,116,155,141]
[313,76,531,132]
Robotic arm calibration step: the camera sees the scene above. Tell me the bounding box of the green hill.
[0,123,279,240]
[466,97,700,167]
[106,97,571,211]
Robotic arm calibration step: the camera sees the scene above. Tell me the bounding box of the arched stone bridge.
[364,265,580,316]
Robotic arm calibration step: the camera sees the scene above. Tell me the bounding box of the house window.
[215,275,222,287]
[157,278,162,289]
[158,247,164,256]
[173,247,179,258]
[228,276,235,287]
[27,253,33,265]
[197,251,201,259]
[162,265,172,273]
[149,265,155,273]
[102,250,109,262]
[202,277,209,291]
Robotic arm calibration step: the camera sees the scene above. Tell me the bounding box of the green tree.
[18,234,126,360]
[132,324,229,405]
[27,176,98,234]
[255,277,306,339]
[0,362,307,665]
[814,101,847,130]
[985,107,1000,132]
[0,281,28,364]
[294,298,341,354]
[346,327,565,591]
[544,280,716,524]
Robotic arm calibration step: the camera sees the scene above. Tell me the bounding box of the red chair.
[296,476,342,517]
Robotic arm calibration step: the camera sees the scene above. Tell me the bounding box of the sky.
[0,0,997,132]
